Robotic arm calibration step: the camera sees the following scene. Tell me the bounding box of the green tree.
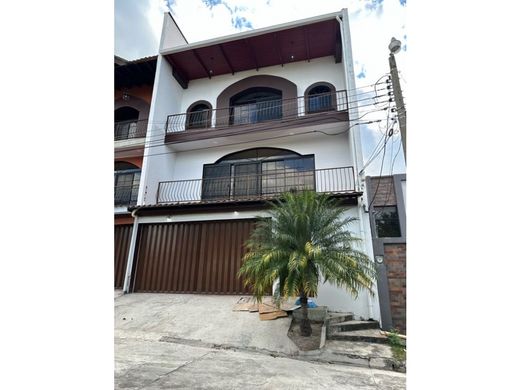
[238,191,376,337]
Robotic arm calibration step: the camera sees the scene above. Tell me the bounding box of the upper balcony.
[164,88,348,148]
[115,118,148,141]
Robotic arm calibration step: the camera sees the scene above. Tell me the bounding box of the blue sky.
[114,0,407,176]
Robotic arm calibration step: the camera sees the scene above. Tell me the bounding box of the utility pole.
[388,37,406,162]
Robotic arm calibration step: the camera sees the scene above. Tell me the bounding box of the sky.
[114,0,407,176]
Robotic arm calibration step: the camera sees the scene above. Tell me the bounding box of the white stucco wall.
[139,54,353,204]
[314,207,379,321]
[138,55,183,205]
[177,56,345,115]
[159,13,188,50]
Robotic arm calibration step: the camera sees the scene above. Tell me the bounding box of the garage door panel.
[132,220,256,294]
[114,225,133,288]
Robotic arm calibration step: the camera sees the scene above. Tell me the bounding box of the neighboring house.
[114,55,157,289]
[119,9,382,322]
[366,174,406,333]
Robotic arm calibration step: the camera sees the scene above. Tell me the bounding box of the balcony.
[114,119,148,141]
[156,166,356,204]
[164,90,348,147]
[114,184,140,206]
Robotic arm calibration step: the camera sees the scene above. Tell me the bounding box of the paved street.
[115,336,406,389]
[115,292,405,389]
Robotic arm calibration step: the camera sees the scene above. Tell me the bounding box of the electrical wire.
[114,100,393,156]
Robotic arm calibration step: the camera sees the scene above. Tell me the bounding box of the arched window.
[114,161,141,206]
[305,83,336,113]
[230,87,282,125]
[186,101,212,129]
[115,107,140,140]
[202,147,315,200]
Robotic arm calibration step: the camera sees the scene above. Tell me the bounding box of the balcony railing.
[165,90,348,134]
[114,119,148,141]
[157,166,355,204]
[114,184,140,206]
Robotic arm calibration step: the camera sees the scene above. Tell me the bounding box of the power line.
[132,120,381,160]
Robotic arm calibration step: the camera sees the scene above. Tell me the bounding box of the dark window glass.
[115,107,140,140]
[374,206,401,238]
[187,103,211,129]
[230,88,282,125]
[114,169,141,206]
[307,85,333,113]
[201,148,314,200]
[201,164,231,200]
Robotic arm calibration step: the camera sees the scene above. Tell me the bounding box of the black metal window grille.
[307,85,333,113]
[114,169,141,206]
[229,87,282,125]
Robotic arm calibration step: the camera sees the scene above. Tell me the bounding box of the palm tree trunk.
[299,294,312,337]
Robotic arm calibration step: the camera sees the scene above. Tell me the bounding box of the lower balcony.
[156,166,357,205]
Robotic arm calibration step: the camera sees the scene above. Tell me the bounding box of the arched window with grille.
[114,107,139,140]
[186,101,212,129]
[305,82,336,113]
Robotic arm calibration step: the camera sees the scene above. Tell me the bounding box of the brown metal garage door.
[131,219,257,294]
[115,224,133,288]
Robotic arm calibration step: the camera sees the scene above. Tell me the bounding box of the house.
[118,9,382,322]
[114,55,157,289]
[366,174,406,333]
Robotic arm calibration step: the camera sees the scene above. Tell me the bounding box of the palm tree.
[238,190,376,337]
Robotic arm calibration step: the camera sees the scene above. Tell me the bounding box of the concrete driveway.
[115,292,405,389]
[115,292,299,355]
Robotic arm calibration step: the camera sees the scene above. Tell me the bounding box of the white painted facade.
[124,9,380,322]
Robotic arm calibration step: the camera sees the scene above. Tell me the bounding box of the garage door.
[114,224,133,288]
[130,219,257,294]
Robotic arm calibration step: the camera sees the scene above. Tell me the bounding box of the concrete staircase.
[325,312,388,344]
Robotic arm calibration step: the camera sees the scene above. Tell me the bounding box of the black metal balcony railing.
[114,119,148,141]
[165,90,348,134]
[114,184,140,206]
[157,166,355,204]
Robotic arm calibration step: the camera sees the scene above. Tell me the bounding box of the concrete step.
[325,312,354,325]
[327,329,389,344]
[328,320,380,332]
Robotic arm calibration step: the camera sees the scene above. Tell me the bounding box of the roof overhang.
[162,13,342,87]
[129,192,361,216]
[115,56,158,90]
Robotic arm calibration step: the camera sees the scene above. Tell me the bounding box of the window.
[230,87,282,125]
[114,162,141,206]
[374,206,401,238]
[307,85,333,113]
[186,102,212,129]
[115,107,139,140]
[201,148,315,200]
